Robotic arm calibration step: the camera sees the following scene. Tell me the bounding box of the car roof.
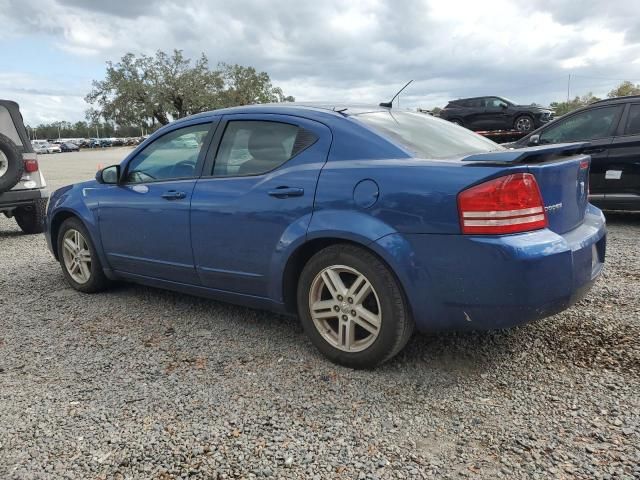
[176,102,391,125]
[590,95,640,106]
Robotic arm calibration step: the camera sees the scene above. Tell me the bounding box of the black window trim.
[615,102,640,138]
[202,117,317,179]
[121,119,218,185]
[538,104,624,143]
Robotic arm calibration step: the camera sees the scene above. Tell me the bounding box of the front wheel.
[514,115,534,132]
[297,244,414,369]
[57,217,110,293]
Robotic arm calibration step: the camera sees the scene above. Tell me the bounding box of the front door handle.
[267,187,304,198]
[161,190,187,200]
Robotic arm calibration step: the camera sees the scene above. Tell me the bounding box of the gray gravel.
[0,152,639,479]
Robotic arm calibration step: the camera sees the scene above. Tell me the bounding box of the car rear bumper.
[375,204,606,332]
[0,188,49,211]
[589,193,640,211]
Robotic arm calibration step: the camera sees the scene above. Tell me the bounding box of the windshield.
[354,111,503,159]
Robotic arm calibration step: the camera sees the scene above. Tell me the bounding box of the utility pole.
[567,74,571,103]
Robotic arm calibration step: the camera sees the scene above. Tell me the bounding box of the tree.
[607,80,640,98]
[550,92,601,116]
[86,50,294,126]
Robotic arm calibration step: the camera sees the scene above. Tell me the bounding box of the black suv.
[510,95,640,211]
[439,96,554,132]
[0,100,48,233]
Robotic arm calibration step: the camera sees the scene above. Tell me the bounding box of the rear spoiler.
[462,142,589,164]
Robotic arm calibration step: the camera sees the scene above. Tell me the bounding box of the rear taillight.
[458,173,548,235]
[24,159,39,173]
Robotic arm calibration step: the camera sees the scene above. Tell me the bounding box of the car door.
[98,120,217,284]
[604,103,640,200]
[190,114,331,298]
[537,104,624,194]
[481,97,510,130]
[462,99,486,130]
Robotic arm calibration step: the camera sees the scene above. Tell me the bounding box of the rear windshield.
[354,111,503,159]
[0,105,23,147]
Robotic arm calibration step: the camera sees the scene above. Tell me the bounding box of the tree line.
[28,49,295,140]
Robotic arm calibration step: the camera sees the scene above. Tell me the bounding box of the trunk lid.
[463,143,591,234]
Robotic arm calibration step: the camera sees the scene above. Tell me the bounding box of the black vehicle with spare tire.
[0,100,49,234]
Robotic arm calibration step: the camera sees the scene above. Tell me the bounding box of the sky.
[1,0,639,125]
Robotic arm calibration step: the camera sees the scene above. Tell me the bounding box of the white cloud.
[3,0,640,122]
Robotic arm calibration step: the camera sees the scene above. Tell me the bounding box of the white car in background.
[46,144,62,154]
[33,143,50,154]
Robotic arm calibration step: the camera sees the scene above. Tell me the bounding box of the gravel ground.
[0,151,639,479]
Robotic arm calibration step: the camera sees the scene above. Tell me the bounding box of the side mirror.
[500,103,508,109]
[528,134,540,146]
[96,165,120,184]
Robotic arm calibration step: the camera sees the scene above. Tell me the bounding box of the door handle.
[161,190,187,200]
[583,147,605,154]
[267,187,304,198]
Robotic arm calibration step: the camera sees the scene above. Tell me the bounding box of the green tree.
[607,80,640,98]
[86,50,294,126]
[550,92,601,116]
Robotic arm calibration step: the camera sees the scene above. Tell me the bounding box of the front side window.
[624,104,640,135]
[213,121,302,177]
[539,106,620,144]
[125,123,210,183]
[355,111,503,159]
[486,97,507,109]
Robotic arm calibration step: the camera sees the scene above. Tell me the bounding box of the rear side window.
[539,106,620,144]
[213,121,315,177]
[624,104,640,135]
[0,105,23,146]
[355,111,502,159]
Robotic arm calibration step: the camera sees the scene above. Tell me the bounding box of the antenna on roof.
[379,80,413,108]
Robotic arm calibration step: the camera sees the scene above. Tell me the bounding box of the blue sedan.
[45,104,606,368]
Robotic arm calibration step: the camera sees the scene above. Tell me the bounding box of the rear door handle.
[161,190,187,200]
[267,187,304,198]
[584,147,605,154]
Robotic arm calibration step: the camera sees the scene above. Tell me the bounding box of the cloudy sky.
[1,0,639,125]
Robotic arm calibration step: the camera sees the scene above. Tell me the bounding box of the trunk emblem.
[544,203,563,213]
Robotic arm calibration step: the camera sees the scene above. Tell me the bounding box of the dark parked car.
[45,104,605,368]
[440,96,554,132]
[60,142,80,152]
[510,95,640,211]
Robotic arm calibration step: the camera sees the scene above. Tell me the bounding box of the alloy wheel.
[308,265,382,352]
[62,229,92,284]
[516,117,533,132]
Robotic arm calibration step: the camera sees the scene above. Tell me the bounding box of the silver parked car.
[0,100,49,234]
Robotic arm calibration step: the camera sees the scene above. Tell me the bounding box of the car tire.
[450,119,464,127]
[14,198,47,234]
[57,217,111,293]
[0,133,24,193]
[514,115,534,132]
[297,244,414,369]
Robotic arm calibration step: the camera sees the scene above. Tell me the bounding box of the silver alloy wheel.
[62,229,92,284]
[516,116,533,132]
[0,150,8,177]
[308,265,382,352]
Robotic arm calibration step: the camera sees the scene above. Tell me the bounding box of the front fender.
[47,185,112,277]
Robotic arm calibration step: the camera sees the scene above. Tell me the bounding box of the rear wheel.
[14,198,47,234]
[57,217,110,293]
[450,119,464,127]
[297,244,413,369]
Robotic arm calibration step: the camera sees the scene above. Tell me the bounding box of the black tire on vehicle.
[297,244,414,369]
[514,115,534,132]
[57,217,111,293]
[14,198,47,234]
[0,133,24,193]
[450,119,464,127]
